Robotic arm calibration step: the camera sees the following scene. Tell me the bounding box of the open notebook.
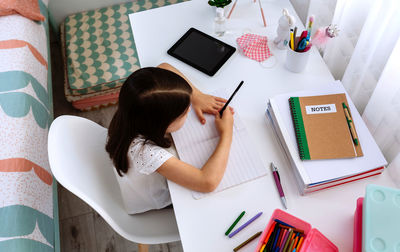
[171,91,267,199]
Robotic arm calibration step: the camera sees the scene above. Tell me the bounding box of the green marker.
[225,211,245,236]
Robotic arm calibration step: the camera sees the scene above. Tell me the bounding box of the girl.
[106,63,234,214]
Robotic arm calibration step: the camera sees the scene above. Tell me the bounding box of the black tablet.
[167,28,236,76]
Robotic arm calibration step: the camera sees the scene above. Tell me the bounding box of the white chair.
[48,115,180,252]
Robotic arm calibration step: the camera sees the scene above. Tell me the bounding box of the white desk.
[129,1,397,251]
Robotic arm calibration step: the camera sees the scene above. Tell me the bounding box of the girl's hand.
[192,91,227,124]
[215,107,234,137]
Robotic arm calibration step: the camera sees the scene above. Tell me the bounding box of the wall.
[290,0,310,25]
[49,0,131,29]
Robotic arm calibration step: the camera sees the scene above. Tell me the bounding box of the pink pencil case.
[353,197,363,252]
[255,209,338,252]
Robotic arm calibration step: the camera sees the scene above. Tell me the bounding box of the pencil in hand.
[219,80,244,117]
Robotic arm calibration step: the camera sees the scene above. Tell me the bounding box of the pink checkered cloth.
[236,34,272,62]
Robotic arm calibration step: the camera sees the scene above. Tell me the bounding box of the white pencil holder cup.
[284,43,311,73]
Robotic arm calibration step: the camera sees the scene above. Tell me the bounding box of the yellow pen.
[290,28,294,50]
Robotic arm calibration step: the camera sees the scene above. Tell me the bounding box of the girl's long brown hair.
[106,67,192,176]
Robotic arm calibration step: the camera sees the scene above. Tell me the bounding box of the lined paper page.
[171,91,267,199]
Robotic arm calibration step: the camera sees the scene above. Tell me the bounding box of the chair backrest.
[48,115,179,244]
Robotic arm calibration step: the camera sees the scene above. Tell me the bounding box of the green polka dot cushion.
[60,0,187,110]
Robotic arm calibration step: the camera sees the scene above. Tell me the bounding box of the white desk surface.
[129,1,397,251]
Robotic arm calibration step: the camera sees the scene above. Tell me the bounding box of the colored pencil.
[266,224,279,250]
[278,229,288,248]
[264,222,277,243]
[272,227,281,250]
[286,238,295,252]
[274,219,294,228]
[279,229,290,252]
[233,231,262,251]
[225,211,245,236]
[282,230,294,252]
[296,236,304,251]
[228,212,263,238]
[288,236,298,252]
[278,224,304,234]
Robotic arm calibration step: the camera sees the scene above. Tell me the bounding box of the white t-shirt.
[113,137,174,214]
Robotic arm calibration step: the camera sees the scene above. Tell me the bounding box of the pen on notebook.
[225,211,245,236]
[228,212,263,238]
[271,162,288,209]
[342,103,359,145]
[233,231,262,251]
[219,80,244,117]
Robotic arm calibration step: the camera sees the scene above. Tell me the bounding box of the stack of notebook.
[266,82,387,194]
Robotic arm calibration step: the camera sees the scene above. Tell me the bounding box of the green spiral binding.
[289,97,311,160]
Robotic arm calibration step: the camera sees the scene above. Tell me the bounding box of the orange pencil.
[296,236,304,251]
[263,222,277,243]
[288,236,299,252]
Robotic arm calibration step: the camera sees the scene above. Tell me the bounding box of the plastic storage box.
[363,184,400,252]
[255,209,338,252]
[353,197,363,252]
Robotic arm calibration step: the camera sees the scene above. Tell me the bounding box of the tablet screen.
[167,28,236,76]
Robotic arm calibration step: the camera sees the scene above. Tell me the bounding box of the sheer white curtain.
[324,0,400,112]
[291,0,400,186]
[362,39,400,187]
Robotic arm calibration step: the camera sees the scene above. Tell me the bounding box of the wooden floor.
[51,34,183,252]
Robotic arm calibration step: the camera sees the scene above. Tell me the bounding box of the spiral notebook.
[289,93,363,160]
[267,82,386,194]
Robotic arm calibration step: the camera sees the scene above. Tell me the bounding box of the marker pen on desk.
[271,162,288,209]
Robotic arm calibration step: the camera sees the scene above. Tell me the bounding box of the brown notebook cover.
[289,93,363,160]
